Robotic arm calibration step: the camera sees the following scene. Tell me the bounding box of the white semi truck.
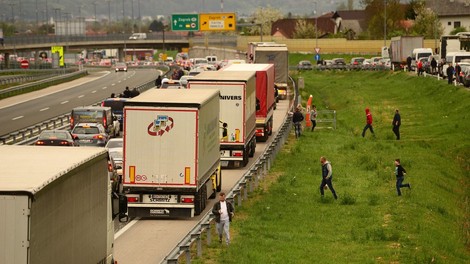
[0,146,123,264]
[223,63,276,142]
[188,71,257,168]
[248,42,289,100]
[122,89,222,218]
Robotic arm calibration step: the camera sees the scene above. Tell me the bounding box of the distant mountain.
[7,0,363,22]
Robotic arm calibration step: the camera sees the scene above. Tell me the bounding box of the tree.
[149,20,164,32]
[293,20,316,39]
[361,0,405,40]
[412,3,443,39]
[248,6,283,37]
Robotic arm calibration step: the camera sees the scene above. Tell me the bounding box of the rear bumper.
[128,204,194,218]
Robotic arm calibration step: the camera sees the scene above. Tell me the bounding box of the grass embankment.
[198,71,469,263]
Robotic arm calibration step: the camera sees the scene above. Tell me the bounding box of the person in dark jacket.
[292,104,304,138]
[430,57,437,75]
[406,56,412,72]
[392,109,401,140]
[362,107,375,137]
[395,159,410,196]
[155,75,162,88]
[122,86,131,98]
[212,192,234,245]
[319,156,338,200]
[446,64,455,84]
[455,63,462,83]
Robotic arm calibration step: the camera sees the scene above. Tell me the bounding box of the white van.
[411,48,433,70]
[443,51,470,77]
[205,55,218,64]
[129,33,147,40]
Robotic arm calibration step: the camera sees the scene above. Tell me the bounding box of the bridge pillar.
[118,48,125,62]
[34,51,40,69]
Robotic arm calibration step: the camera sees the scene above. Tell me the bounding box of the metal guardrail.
[1,77,158,146]
[291,64,392,71]
[0,69,76,85]
[0,70,87,98]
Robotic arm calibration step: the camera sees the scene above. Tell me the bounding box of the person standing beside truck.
[455,63,462,83]
[446,64,455,84]
[293,104,304,138]
[212,192,234,245]
[406,56,412,72]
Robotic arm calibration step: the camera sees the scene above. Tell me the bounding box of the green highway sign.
[171,14,199,31]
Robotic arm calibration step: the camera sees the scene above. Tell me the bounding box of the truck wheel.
[249,138,256,157]
[268,119,273,136]
[194,189,203,215]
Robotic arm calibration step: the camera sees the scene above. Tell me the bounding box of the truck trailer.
[188,71,257,168]
[0,146,120,264]
[248,42,289,99]
[390,36,424,69]
[122,89,222,218]
[223,63,275,142]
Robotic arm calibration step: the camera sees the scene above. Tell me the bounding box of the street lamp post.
[314,1,318,49]
[9,3,15,23]
[384,0,387,46]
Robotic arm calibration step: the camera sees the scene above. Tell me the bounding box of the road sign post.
[171,14,199,32]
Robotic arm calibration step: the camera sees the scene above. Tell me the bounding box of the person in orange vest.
[417,59,423,76]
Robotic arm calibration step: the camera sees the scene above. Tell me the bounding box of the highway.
[0,72,291,263]
[0,68,160,136]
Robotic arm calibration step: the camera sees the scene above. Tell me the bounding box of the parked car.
[71,123,109,147]
[350,57,365,65]
[458,62,470,87]
[115,62,127,72]
[331,58,346,65]
[297,60,313,70]
[35,130,78,146]
[371,56,383,65]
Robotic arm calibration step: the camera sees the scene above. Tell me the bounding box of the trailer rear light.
[93,135,105,139]
[232,151,243,157]
[181,197,194,203]
[108,162,113,172]
[35,141,45,145]
[127,196,139,203]
[103,117,107,128]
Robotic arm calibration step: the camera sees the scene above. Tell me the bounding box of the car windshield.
[73,126,100,134]
[39,131,70,140]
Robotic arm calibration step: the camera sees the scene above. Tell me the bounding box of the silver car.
[71,123,109,147]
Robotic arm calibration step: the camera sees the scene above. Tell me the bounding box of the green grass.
[197,71,469,263]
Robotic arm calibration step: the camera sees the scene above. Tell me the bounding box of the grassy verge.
[196,71,469,263]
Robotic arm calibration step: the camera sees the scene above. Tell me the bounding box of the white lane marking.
[114,217,141,239]
[40,107,49,112]
[61,101,69,104]
[91,90,97,94]
[111,83,116,86]
[12,116,24,120]
[78,95,85,98]
[102,87,107,90]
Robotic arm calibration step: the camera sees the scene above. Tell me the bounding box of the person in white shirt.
[212,192,234,245]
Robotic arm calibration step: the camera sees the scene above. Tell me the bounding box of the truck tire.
[194,188,203,215]
[268,119,273,136]
[249,138,256,157]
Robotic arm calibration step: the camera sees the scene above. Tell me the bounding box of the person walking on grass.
[310,105,317,132]
[212,192,234,245]
[392,109,401,140]
[362,108,375,137]
[395,159,411,196]
[320,156,338,200]
[292,104,304,138]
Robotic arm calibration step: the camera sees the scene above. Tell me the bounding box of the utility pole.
[9,3,15,23]
[45,0,49,24]
[93,2,97,21]
[314,1,318,49]
[384,0,387,46]
[107,0,111,22]
[36,0,39,28]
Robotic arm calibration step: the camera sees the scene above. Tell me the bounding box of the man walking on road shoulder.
[212,192,234,245]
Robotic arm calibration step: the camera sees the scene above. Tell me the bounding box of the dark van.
[70,106,119,137]
[101,98,128,131]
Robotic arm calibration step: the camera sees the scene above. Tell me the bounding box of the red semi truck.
[223,63,275,142]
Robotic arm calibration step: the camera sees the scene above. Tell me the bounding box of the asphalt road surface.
[0,68,160,136]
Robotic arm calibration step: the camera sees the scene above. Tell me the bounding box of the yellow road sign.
[51,46,64,66]
[200,13,236,31]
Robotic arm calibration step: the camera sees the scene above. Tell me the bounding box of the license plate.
[79,139,93,143]
[143,194,177,203]
[150,209,170,216]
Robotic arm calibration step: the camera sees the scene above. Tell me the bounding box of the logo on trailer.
[147,115,174,136]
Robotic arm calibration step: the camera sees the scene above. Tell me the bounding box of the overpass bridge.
[0,33,237,67]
